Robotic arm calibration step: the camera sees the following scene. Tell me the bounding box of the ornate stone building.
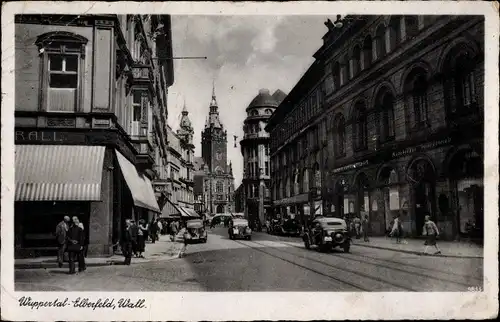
[266,15,484,240]
[240,89,286,224]
[193,87,235,214]
[14,15,174,256]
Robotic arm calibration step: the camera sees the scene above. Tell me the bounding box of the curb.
[352,242,483,259]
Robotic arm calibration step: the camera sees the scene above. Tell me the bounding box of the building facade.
[14,14,174,257]
[161,105,196,218]
[240,89,286,224]
[266,15,484,240]
[193,87,235,215]
[234,183,245,213]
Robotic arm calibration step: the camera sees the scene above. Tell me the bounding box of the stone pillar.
[400,16,407,42]
[88,148,113,257]
[385,28,391,54]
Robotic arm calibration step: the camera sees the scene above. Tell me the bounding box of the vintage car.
[228,218,252,240]
[276,218,302,236]
[302,217,351,252]
[184,219,208,243]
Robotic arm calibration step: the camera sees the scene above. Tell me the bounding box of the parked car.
[267,219,281,235]
[276,218,301,236]
[228,218,252,240]
[302,217,351,252]
[184,219,208,244]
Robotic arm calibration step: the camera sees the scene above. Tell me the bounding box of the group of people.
[344,215,370,242]
[388,213,442,254]
[55,216,87,274]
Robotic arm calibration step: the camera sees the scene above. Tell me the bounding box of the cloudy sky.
[167,15,329,187]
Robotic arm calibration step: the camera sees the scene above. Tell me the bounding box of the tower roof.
[247,88,281,110]
[206,81,223,129]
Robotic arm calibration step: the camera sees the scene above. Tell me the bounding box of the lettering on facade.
[392,137,452,158]
[332,160,369,174]
[15,131,64,143]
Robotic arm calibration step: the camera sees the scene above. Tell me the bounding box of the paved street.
[16,228,483,292]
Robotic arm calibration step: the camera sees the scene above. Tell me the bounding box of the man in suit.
[55,216,70,268]
[121,219,135,265]
[66,217,85,274]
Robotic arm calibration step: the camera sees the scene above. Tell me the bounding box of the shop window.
[443,45,478,117]
[353,102,368,151]
[375,25,387,60]
[363,35,373,68]
[352,45,361,76]
[35,32,87,112]
[375,88,396,142]
[388,16,401,51]
[333,114,346,157]
[404,67,429,131]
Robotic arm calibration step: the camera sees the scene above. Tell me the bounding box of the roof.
[247,89,280,110]
[272,89,287,105]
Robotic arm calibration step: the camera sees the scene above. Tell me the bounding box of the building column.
[400,16,407,42]
[88,148,113,257]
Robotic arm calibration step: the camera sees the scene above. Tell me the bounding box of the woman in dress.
[422,215,441,255]
[137,219,147,258]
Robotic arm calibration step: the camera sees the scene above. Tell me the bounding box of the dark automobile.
[184,219,208,244]
[302,217,351,252]
[228,218,252,240]
[267,219,281,235]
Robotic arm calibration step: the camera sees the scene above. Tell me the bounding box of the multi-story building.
[14,14,174,257]
[239,89,286,224]
[266,15,484,240]
[193,86,235,215]
[234,183,245,213]
[161,105,197,218]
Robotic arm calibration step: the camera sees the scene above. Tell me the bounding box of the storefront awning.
[179,207,200,218]
[15,145,105,201]
[161,199,181,218]
[115,150,160,213]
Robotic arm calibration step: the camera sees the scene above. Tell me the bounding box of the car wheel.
[304,238,311,250]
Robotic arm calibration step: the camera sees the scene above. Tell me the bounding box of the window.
[265,109,273,115]
[404,67,429,129]
[352,45,361,76]
[375,25,386,60]
[133,92,142,122]
[388,16,401,51]
[36,32,88,112]
[265,144,270,156]
[216,181,223,193]
[443,45,478,116]
[353,102,367,151]
[363,35,373,69]
[265,161,269,176]
[375,89,396,142]
[250,109,259,116]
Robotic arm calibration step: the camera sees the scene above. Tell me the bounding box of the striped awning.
[15,145,106,201]
[116,150,161,213]
[161,199,182,218]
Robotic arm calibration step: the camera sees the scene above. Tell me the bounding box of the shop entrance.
[408,159,436,235]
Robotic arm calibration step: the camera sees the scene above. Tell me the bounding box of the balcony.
[130,65,153,85]
[134,141,155,169]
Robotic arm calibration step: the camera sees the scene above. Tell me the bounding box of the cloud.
[167,15,328,187]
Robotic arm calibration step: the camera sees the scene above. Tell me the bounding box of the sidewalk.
[351,236,483,258]
[15,234,185,270]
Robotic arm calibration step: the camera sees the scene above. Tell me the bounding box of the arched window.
[353,102,368,151]
[404,68,429,129]
[375,25,387,60]
[363,35,373,69]
[405,16,419,40]
[332,62,341,89]
[375,88,396,142]
[342,54,350,83]
[443,45,478,116]
[333,114,346,157]
[250,109,259,116]
[216,181,224,193]
[35,32,88,112]
[352,45,361,76]
[388,16,401,51]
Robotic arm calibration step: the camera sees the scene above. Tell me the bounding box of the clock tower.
[199,83,235,214]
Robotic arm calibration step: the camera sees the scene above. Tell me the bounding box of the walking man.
[362,215,370,242]
[66,217,85,274]
[422,215,442,255]
[55,216,70,268]
[121,219,134,265]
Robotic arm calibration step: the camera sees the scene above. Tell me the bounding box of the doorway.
[216,204,224,214]
[408,159,436,236]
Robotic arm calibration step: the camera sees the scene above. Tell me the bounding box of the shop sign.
[332,160,369,174]
[391,137,452,158]
[15,130,65,143]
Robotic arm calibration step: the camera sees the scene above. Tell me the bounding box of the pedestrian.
[66,217,85,274]
[422,215,442,255]
[121,219,134,265]
[150,219,158,243]
[76,220,89,258]
[390,214,403,243]
[73,218,87,271]
[137,219,147,258]
[362,215,370,242]
[130,220,139,257]
[170,220,178,241]
[179,222,190,258]
[354,216,361,239]
[55,216,70,268]
[156,220,163,240]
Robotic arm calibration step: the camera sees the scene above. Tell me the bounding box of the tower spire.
[210,79,218,107]
[182,97,188,114]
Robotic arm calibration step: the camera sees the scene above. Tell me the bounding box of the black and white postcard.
[1,1,498,320]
